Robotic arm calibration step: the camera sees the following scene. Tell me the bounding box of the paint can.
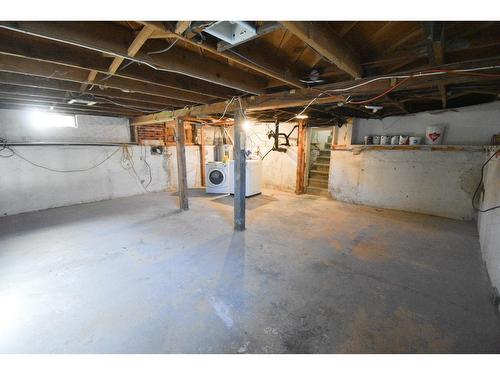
[425,125,445,145]
[409,136,422,145]
[399,135,409,145]
[364,136,373,145]
[373,135,381,145]
[390,135,400,145]
[380,135,391,145]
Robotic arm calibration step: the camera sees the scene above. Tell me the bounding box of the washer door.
[208,169,226,186]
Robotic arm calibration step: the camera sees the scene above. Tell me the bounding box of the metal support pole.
[233,108,246,231]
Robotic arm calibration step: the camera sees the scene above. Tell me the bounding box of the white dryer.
[228,160,263,197]
[205,162,230,194]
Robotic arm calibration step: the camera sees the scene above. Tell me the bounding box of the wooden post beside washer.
[175,117,189,210]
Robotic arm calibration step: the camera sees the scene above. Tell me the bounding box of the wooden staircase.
[306,150,330,197]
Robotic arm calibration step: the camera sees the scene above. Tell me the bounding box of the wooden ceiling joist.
[0,72,185,109]
[0,54,212,106]
[131,57,500,125]
[0,21,266,95]
[280,21,363,79]
[0,31,236,100]
[138,21,306,89]
[81,25,155,92]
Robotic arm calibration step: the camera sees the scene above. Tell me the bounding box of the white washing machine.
[228,159,263,197]
[205,162,230,194]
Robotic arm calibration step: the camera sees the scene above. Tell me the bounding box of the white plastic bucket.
[409,136,423,145]
[425,125,444,145]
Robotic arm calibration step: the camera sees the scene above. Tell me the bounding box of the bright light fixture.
[67,99,97,106]
[243,120,252,130]
[295,114,309,119]
[29,110,77,128]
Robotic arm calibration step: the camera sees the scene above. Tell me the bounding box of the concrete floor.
[0,189,499,353]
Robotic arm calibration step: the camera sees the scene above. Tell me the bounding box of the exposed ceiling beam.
[280,21,363,79]
[80,25,155,92]
[0,53,213,106]
[138,21,305,89]
[0,30,235,100]
[0,83,173,112]
[423,22,447,108]
[0,21,266,95]
[0,71,182,108]
[174,21,191,35]
[131,57,500,125]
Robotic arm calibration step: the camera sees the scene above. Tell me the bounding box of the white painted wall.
[0,109,210,215]
[353,101,500,145]
[0,145,167,216]
[0,108,130,143]
[246,122,298,192]
[329,148,485,220]
[478,148,500,302]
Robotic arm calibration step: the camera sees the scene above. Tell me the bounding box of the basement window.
[29,111,77,129]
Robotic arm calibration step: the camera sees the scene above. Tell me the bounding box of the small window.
[29,111,77,128]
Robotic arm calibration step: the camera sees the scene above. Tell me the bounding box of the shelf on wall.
[331,144,490,152]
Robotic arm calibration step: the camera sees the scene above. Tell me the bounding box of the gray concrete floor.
[0,189,499,353]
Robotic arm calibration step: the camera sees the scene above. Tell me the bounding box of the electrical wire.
[280,65,500,123]
[95,96,175,114]
[0,138,154,191]
[0,141,121,172]
[147,39,178,55]
[472,147,500,213]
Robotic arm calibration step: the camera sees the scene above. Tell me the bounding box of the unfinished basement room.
[1,15,500,359]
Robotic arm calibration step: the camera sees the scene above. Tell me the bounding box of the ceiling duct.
[203,21,256,45]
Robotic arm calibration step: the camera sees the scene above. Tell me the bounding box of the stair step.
[319,150,331,156]
[309,170,329,180]
[308,178,328,188]
[306,186,330,197]
[312,162,330,172]
[317,155,330,162]
[310,169,329,175]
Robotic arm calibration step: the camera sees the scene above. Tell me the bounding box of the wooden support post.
[233,108,246,231]
[295,119,306,194]
[175,117,189,210]
[200,125,206,187]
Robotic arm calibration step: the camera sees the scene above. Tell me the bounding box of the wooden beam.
[233,108,246,231]
[175,21,191,35]
[81,25,154,92]
[131,57,500,124]
[0,54,209,105]
[0,71,187,108]
[175,117,189,210]
[200,125,206,187]
[0,21,266,95]
[280,21,362,79]
[295,119,306,194]
[139,21,305,89]
[423,22,447,108]
[0,30,236,100]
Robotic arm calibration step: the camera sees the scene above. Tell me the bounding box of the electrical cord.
[147,39,178,55]
[0,140,121,172]
[280,65,500,123]
[0,138,154,191]
[472,147,500,213]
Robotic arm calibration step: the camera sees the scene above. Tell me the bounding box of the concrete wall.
[0,108,130,143]
[329,148,486,220]
[353,101,500,145]
[478,148,500,300]
[246,123,298,192]
[0,145,167,215]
